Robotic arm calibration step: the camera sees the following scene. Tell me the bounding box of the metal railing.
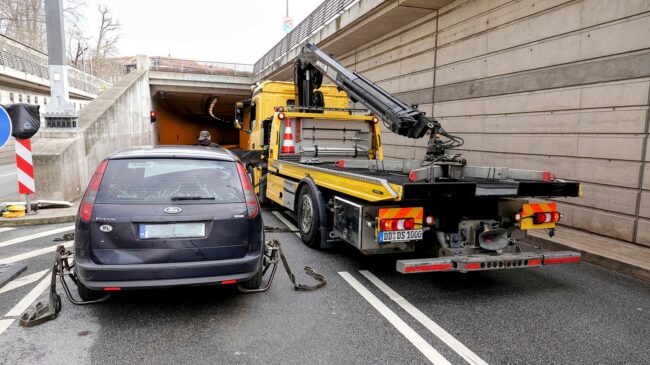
[149,57,254,77]
[0,34,106,95]
[253,0,359,76]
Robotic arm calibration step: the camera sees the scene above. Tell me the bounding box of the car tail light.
[404,263,452,273]
[408,170,417,182]
[103,287,121,291]
[533,211,561,224]
[236,163,259,219]
[79,160,108,222]
[380,218,415,231]
[221,280,237,285]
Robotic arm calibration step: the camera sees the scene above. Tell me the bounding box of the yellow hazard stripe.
[379,207,423,223]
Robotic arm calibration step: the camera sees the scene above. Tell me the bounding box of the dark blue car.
[73,146,264,300]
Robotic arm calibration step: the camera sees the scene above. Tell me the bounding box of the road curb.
[526,235,650,283]
[0,214,76,227]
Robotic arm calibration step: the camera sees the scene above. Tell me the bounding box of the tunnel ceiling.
[153,91,247,122]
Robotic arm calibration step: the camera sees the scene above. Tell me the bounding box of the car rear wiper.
[170,196,216,201]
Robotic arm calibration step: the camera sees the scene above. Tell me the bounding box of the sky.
[79,0,324,64]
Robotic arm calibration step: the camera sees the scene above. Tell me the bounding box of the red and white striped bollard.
[15,138,35,213]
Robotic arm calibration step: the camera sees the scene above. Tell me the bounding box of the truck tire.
[297,185,321,248]
[77,280,103,301]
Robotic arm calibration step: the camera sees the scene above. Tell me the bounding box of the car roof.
[107,145,238,161]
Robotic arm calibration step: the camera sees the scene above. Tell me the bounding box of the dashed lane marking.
[360,270,489,365]
[0,171,16,178]
[0,225,75,249]
[0,227,16,233]
[0,241,73,265]
[0,269,49,294]
[0,272,51,335]
[271,211,301,238]
[338,271,452,365]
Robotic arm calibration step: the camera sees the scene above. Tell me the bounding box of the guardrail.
[150,57,253,77]
[253,0,359,76]
[0,34,106,95]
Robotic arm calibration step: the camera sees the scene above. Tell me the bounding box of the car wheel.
[240,263,263,290]
[297,185,321,248]
[77,280,103,301]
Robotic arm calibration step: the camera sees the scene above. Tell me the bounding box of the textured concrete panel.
[435,51,650,101]
[634,219,650,247]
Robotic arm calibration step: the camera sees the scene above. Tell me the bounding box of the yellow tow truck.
[235,43,581,274]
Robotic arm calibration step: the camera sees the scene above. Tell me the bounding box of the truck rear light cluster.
[380,218,415,231]
[80,160,108,222]
[236,163,260,219]
[533,211,561,224]
[424,215,436,225]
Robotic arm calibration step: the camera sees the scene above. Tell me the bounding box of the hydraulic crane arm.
[296,43,437,139]
[295,43,462,158]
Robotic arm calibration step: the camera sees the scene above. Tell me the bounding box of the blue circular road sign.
[0,107,12,150]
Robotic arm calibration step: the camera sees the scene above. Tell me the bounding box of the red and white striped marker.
[15,139,35,194]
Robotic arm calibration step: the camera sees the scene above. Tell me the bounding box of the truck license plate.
[379,230,423,243]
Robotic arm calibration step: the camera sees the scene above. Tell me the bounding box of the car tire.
[297,185,321,248]
[77,280,103,301]
[240,264,263,290]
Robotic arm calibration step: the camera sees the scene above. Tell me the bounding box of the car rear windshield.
[95,158,244,204]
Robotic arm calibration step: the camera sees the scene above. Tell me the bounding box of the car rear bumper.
[75,250,262,290]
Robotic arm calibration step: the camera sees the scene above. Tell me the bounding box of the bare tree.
[90,4,121,78]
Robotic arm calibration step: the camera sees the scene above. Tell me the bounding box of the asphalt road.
[0,209,648,365]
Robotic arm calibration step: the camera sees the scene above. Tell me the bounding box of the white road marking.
[5,273,51,317]
[0,269,49,294]
[0,227,16,233]
[0,273,51,335]
[0,225,75,249]
[0,171,16,178]
[0,319,14,335]
[338,271,451,365]
[359,270,488,365]
[271,211,301,237]
[0,241,73,265]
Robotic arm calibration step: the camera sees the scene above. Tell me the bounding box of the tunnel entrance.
[152,91,250,149]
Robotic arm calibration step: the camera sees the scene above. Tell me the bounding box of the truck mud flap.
[396,251,580,274]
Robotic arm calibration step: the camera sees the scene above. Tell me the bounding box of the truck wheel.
[77,281,103,301]
[297,186,321,248]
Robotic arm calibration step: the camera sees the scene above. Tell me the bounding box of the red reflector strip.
[103,287,121,291]
[528,259,541,266]
[466,262,481,270]
[221,280,237,285]
[404,263,452,273]
[544,256,581,265]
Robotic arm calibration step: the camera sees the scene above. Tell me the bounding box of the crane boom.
[294,43,463,159]
[296,43,437,139]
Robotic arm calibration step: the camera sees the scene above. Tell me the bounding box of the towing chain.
[238,239,326,293]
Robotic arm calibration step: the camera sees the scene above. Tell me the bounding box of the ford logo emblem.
[163,207,183,214]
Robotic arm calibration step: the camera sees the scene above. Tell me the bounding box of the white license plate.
[139,223,205,239]
[378,229,423,243]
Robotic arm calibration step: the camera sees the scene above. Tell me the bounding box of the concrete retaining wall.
[31,69,152,201]
[332,0,650,246]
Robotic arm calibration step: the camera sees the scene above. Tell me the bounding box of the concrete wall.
[31,69,152,201]
[332,0,650,246]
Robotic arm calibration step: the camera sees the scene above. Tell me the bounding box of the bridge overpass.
[0,34,108,165]
[4,0,650,250]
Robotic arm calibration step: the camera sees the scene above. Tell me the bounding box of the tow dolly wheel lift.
[19,245,109,327]
[19,238,327,327]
